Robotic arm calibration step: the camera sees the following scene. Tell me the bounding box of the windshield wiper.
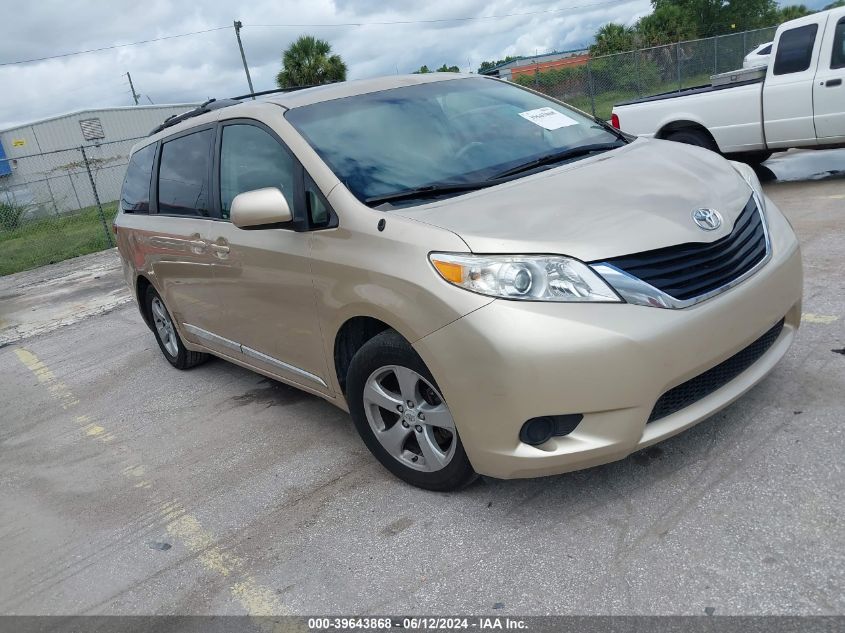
[490,142,625,180]
[365,181,495,206]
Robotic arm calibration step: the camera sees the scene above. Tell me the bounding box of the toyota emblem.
[692,208,722,231]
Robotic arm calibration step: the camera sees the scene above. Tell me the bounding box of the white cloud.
[0,0,651,129]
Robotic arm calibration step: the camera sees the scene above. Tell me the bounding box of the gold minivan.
[115,74,802,490]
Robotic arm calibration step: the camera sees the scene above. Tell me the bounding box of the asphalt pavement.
[0,151,843,616]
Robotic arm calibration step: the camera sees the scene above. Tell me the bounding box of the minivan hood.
[395,139,753,262]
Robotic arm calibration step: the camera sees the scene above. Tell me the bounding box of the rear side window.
[158,129,213,217]
[758,44,772,55]
[773,24,818,75]
[832,18,845,70]
[121,143,156,213]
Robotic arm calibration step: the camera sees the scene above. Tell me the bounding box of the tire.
[731,151,773,166]
[144,285,209,370]
[346,329,477,491]
[665,129,719,153]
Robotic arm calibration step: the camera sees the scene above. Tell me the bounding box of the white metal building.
[0,104,196,216]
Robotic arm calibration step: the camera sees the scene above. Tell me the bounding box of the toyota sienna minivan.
[115,73,802,491]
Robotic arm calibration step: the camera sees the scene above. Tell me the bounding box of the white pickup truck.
[611,6,845,164]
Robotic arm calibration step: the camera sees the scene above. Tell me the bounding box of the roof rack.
[148,84,325,136]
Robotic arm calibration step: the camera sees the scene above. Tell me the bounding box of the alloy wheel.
[362,365,456,472]
[150,296,179,357]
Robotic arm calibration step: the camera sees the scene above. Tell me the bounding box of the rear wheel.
[346,330,477,491]
[665,128,719,153]
[729,151,773,166]
[144,286,208,370]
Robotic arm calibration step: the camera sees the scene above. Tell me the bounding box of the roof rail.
[148,98,239,135]
[148,84,328,136]
[231,85,321,100]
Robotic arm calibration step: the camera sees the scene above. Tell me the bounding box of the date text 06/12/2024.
[307,617,528,630]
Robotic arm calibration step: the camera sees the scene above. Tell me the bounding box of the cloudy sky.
[0,0,657,129]
[0,0,818,130]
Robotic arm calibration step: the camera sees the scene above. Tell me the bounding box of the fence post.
[677,41,682,91]
[586,58,596,118]
[743,31,747,57]
[80,146,114,248]
[714,36,718,74]
[534,67,539,89]
[635,49,642,97]
[44,177,60,216]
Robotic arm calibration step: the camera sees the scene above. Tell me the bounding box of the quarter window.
[121,143,156,213]
[219,124,295,220]
[832,18,845,70]
[773,24,818,75]
[158,129,213,217]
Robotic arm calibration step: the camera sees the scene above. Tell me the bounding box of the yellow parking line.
[802,313,838,324]
[14,346,289,615]
[15,348,79,409]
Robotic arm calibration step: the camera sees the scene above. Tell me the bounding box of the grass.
[564,73,714,121]
[0,202,118,277]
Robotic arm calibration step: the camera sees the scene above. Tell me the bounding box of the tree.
[778,4,814,21]
[725,0,780,31]
[478,55,519,73]
[275,35,347,88]
[635,4,697,46]
[590,23,636,56]
[414,63,459,73]
[824,0,844,8]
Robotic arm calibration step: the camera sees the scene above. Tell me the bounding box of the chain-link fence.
[0,137,144,276]
[519,27,777,121]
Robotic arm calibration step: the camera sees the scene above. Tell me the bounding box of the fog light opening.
[519,414,584,446]
[519,416,555,446]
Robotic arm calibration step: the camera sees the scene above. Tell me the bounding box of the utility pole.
[126,72,140,105]
[233,20,255,99]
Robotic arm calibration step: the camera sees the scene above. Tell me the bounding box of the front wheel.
[346,330,477,491]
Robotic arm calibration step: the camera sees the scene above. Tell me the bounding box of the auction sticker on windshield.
[518,107,578,130]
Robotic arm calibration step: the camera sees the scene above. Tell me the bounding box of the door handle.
[825,78,842,87]
[187,233,208,254]
[210,240,230,258]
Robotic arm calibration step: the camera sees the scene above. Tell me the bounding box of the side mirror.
[230,187,292,229]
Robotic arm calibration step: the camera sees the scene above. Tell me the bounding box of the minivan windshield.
[285,77,625,207]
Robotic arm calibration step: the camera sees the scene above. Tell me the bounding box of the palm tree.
[590,23,636,56]
[276,35,347,88]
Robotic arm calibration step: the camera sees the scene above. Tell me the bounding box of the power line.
[0,26,232,67]
[248,0,635,27]
[0,0,633,68]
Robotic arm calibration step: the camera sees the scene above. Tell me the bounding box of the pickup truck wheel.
[346,329,478,491]
[731,151,773,166]
[665,129,719,153]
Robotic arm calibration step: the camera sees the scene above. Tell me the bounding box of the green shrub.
[0,200,28,232]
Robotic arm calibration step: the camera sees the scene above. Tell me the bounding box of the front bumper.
[413,197,803,479]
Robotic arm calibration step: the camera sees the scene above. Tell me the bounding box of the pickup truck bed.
[615,77,764,109]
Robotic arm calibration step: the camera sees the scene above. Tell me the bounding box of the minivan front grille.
[602,197,767,301]
[647,318,784,423]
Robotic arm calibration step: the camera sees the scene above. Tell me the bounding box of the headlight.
[429,253,622,302]
[730,161,767,214]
